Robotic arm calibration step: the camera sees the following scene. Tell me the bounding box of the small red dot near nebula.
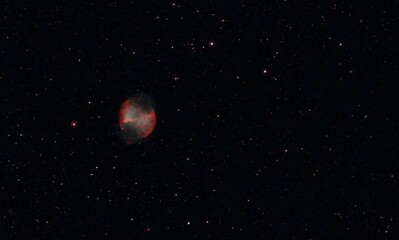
[71,120,78,128]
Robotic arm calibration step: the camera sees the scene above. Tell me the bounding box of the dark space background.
[1,1,398,239]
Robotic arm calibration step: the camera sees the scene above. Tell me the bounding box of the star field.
[1,1,398,239]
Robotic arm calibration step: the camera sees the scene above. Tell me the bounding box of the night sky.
[1,1,398,239]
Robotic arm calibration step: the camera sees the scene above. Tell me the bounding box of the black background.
[1,1,398,239]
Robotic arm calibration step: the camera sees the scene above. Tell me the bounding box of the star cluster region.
[1,1,398,239]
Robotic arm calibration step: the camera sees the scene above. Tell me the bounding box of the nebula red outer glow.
[119,98,156,143]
